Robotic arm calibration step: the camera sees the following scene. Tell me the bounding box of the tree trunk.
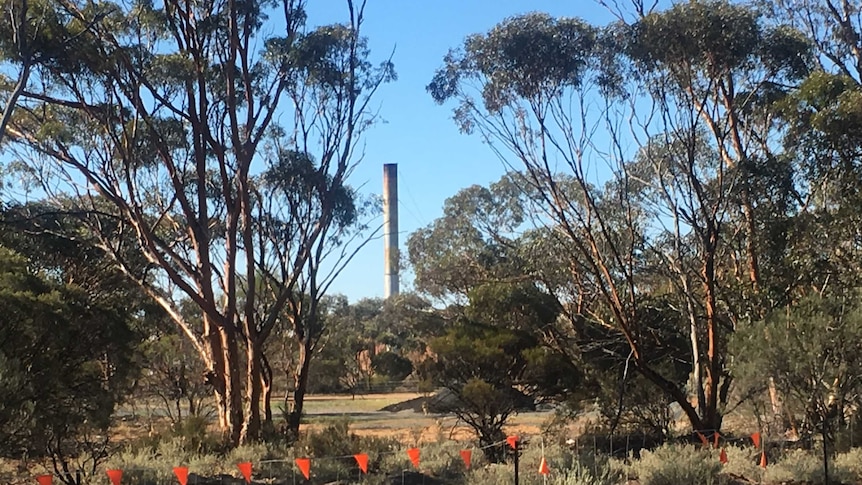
[241,337,263,443]
[702,242,722,435]
[203,315,229,431]
[209,321,243,446]
[479,424,506,463]
[261,353,273,427]
[286,337,313,437]
[637,360,708,434]
[682,277,707,417]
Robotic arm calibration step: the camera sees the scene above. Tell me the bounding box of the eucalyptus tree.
[0,0,98,145]
[760,1,862,317]
[627,1,811,307]
[1,0,393,444]
[407,174,535,300]
[765,0,862,84]
[428,3,811,435]
[427,8,713,435]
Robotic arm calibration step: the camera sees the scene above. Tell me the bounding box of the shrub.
[629,443,725,485]
[409,440,470,481]
[222,441,297,479]
[557,451,624,485]
[833,447,862,483]
[716,445,762,482]
[764,447,860,485]
[105,447,173,485]
[763,448,823,484]
[169,416,220,454]
[469,463,517,485]
[293,418,399,482]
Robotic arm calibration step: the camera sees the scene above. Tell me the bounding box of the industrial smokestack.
[383,163,400,298]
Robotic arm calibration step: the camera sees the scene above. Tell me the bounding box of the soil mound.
[379,388,535,413]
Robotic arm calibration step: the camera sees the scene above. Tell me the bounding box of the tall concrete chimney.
[383,163,399,298]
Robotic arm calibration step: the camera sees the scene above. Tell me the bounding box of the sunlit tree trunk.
[241,337,263,443]
[286,337,314,437]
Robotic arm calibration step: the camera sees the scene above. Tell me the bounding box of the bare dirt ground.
[286,392,557,443]
[113,392,563,445]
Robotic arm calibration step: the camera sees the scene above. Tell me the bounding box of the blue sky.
[308,1,618,301]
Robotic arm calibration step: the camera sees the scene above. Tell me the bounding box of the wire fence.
[20,428,790,485]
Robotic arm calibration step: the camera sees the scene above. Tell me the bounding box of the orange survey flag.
[538,457,550,475]
[506,436,519,449]
[173,467,188,485]
[713,432,720,449]
[760,450,768,468]
[106,469,123,485]
[407,448,420,468]
[295,458,311,480]
[354,453,369,474]
[719,448,728,464]
[237,462,252,483]
[35,474,53,485]
[696,432,709,446]
[460,450,472,469]
[751,432,761,448]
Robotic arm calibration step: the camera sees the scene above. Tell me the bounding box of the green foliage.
[407,173,562,300]
[429,13,596,113]
[732,296,862,443]
[717,445,763,481]
[760,448,862,484]
[305,293,441,394]
[294,418,399,481]
[626,0,811,104]
[427,282,582,461]
[371,351,414,381]
[169,416,220,454]
[2,0,395,444]
[632,2,751,72]
[0,247,138,458]
[0,0,108,74]
[629,444,725,485]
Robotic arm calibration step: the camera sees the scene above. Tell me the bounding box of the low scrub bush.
[834,447,862,483]
[169,416,220,455]
[412,439,471,481]
[292,418,399,482]
[763,448,824,484]
[716,445,763,481]
[556,451,624,485]
[764,447,860,485]
[628,443,725,485]
[104,448,173,485]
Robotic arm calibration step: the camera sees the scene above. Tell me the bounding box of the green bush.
[104,447,173,485]
[716,445,762,482]
[556,451,624,485]
[223,441,294,479]
[123,416,222,457]
[292,417,399,481]
[629,443,725,485]
[763,447,860,485]
[411,440,471,482]
[832,447,862,484]
[170,415,220,454]
[469,463,517,485]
